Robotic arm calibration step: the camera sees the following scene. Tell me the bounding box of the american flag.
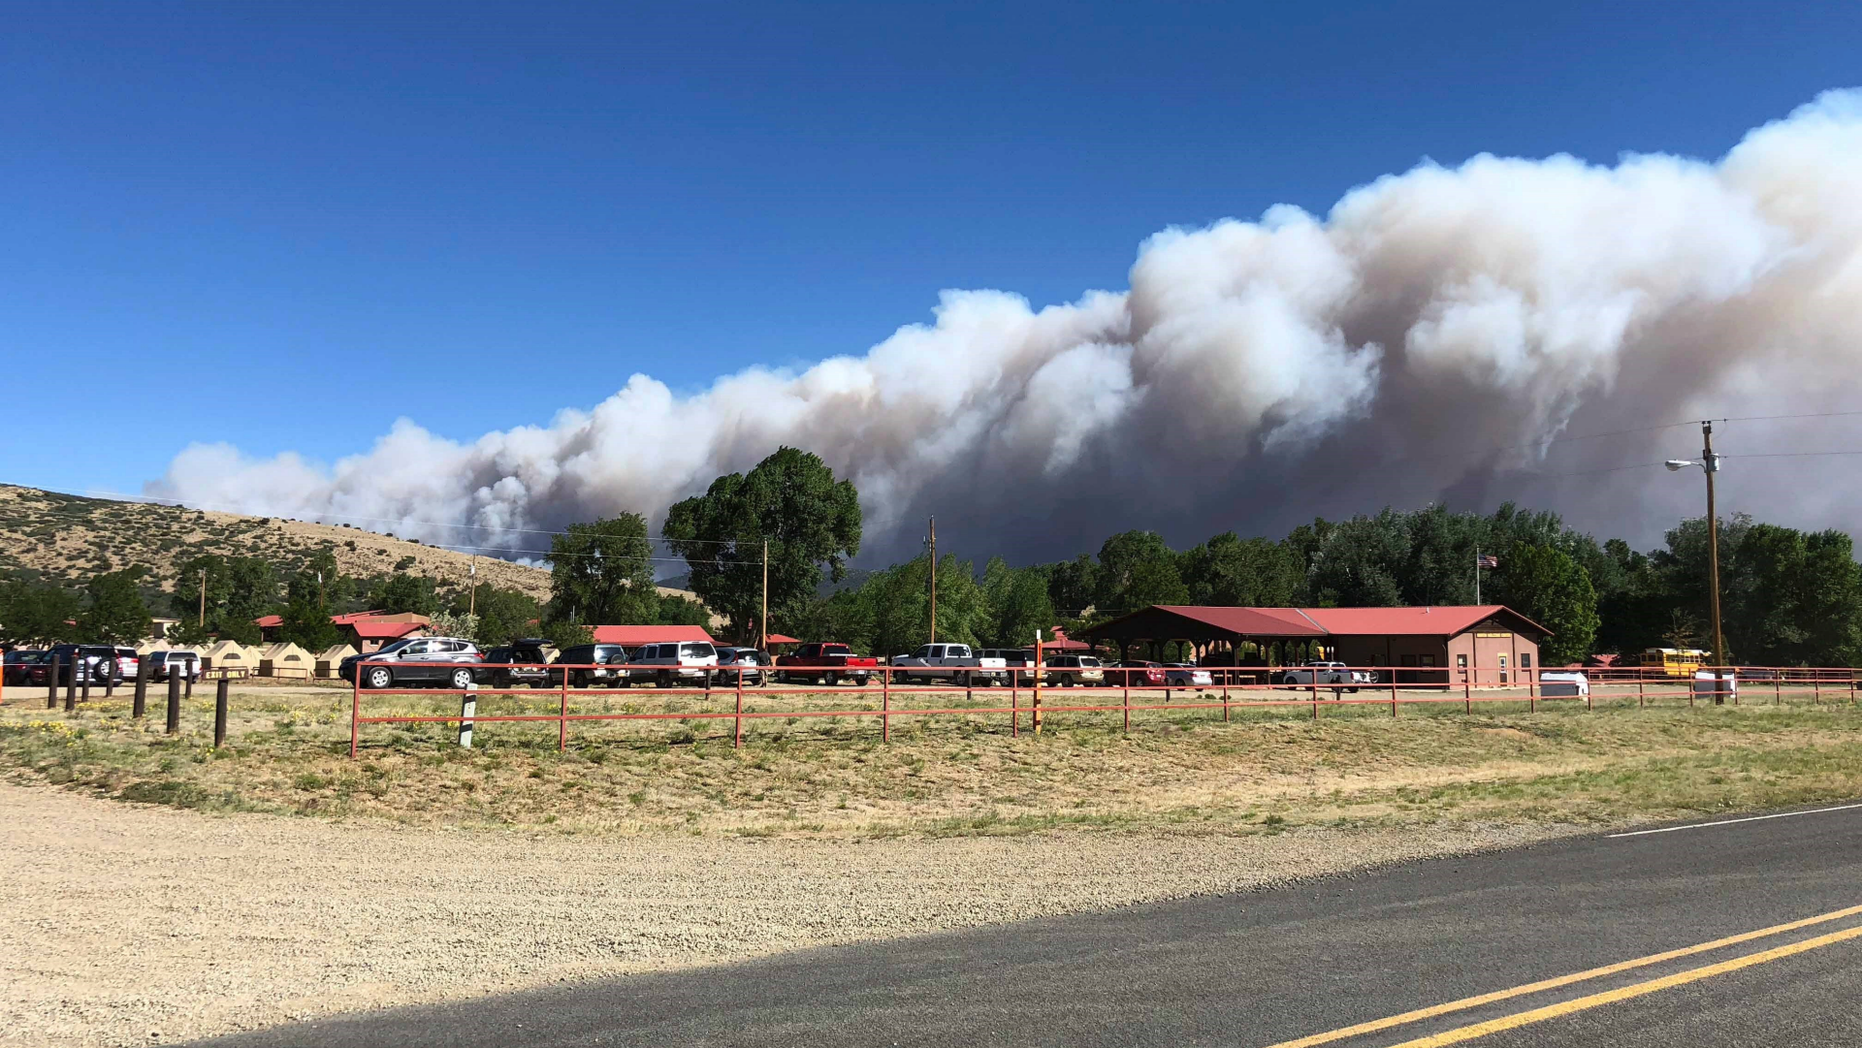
[1477,554,1499,569]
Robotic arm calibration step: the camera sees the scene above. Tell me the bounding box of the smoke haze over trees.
[148,91,1862,565]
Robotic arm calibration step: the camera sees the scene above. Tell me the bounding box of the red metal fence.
[342,660,1862,757]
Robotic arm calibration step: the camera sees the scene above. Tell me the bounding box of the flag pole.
[1474,549,1480,605]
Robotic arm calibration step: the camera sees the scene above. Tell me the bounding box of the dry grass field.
[5,678,1862,838]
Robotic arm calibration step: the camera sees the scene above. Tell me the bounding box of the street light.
[1667,422,1728,704]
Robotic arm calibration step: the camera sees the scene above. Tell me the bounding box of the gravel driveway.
[0,782,1569,1047]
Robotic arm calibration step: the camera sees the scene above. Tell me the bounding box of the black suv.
[482,639,554,689]
[551,644,630,688]
[46,644,120,685]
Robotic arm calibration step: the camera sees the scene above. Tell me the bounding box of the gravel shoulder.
[0,781,1571,1048]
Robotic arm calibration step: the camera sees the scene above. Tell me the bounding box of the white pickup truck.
[889,643,1008,686]
[1276,661,1375,691]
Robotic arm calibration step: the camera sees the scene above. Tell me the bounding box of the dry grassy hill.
[0,484,553,600]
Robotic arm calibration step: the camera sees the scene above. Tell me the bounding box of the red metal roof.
[1096,604,1549,639]
[347,620,427,640]
[1151,606,1328,637]
[1299,605,1532,637]
[590,625,717,646]
[254,614,283,628]
[1044,628,1091,651]
[765,633,800,645]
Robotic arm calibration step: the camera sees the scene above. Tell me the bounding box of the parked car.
[981,648,1044,686]
[481,639,554,689]
[114,647,140,683]
[339,637,485,690]
[146,650,202,683]
[1106,660,1165,688]
[1538,671,1590,697]
[549,644,630,688]
[3,650,47,686]
[45,644,118,686]
[891,643,1009,686]
[1164,662,1213,688]
[776,642,880,685]
[624,640,720,687]
[1044,653,1105,687]
[1278,661,1374,691]
[714,646,767,685]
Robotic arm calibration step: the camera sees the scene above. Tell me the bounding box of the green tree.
[1046,554,1100,614]
[546,514,658,626]
[1727,525,1862,666]
[982,558,1057,648]
[171,554,277,643]
[657,593,714,627]
[663,447,861,641]
[1180,532,1300,606]
[1493,543,1599,665]
[427,608,480,641]
[0,577,83,646]
[278,548,344,650]
[366,572,440,616]
[455,585,543,647]
[76,567,154,645]
[1094,530,1187,614]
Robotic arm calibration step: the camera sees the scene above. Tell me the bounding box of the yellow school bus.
[1641,648,1707,678]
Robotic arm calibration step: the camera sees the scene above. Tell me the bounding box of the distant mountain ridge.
[0,484,553,600]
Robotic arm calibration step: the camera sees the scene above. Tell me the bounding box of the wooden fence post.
[213,677,229,748]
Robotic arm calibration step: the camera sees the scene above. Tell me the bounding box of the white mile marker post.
[459,682,478,749]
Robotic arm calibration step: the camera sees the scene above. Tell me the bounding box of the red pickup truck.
[775,643,879,686]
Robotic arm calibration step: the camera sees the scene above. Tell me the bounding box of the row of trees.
[543,448,1862,668]
[6,445,1858,667]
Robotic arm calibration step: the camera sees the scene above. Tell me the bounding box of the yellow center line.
[1384,922,1862,1046]
[1258,902,1862,1048]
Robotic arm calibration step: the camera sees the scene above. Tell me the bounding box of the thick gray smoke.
[150,90,1862,563]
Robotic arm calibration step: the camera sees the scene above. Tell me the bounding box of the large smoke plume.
[151,90,1862,563]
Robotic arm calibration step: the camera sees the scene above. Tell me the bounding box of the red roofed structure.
[590,625,716,647]
[1084,605,1550,686]
[1042,628,1092,651]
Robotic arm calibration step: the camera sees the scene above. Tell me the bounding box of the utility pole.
[927,516,937,644]
[1703,421,1728,702]
[1474,549,1481,606]
[198,569,206,628]
[761,539,769,650]
[467,556,476,617]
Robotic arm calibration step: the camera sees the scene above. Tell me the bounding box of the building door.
[1499,654,1508,684]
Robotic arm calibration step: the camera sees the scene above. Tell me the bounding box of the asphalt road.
[193,805,1862,1048]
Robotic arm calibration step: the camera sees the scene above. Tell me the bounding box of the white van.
[624,641,719,687]
[1538,671,1590,697]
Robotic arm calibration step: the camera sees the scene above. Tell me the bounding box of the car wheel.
[366,667,393,690]
[1282,674,1300,686]
[450,668,474,690]
[658,670,673,689]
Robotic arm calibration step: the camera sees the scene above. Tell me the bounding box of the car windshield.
[375,639,414,656]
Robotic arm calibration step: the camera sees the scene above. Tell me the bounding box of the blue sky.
[4,0,1859,498]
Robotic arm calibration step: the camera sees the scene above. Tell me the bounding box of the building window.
[1521,652,1532,668]
[1457,654,1468,668]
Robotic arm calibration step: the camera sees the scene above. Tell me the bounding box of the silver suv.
[624,641,719,687]
[340,637,485,689]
